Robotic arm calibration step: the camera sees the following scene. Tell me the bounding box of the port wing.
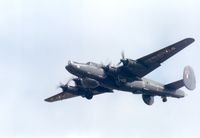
[135,38,195,77]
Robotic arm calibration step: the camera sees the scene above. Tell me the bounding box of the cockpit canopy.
[86,62,103,68]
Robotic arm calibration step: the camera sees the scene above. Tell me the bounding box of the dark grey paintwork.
[45,38,196,105]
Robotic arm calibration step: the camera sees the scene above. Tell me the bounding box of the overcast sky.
[0,0,200,138]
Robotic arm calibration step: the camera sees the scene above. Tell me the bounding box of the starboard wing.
[45,92,77,102]
[45,86,113,102]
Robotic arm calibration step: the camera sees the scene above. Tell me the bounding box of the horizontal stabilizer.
[165,79,184,90]
[165,66,196,90]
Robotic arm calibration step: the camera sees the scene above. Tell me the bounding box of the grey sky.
[0,0,200,138]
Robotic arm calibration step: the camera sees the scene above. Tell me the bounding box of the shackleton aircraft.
[45,38,196,105]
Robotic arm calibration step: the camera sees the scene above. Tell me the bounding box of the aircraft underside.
[45,38,196,106]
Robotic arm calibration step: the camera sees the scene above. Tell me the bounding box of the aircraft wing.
[45,86,113,102]
[135,38,195,77]
[45,92,77,102]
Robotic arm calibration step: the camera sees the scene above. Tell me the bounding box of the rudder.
[183,66,196,90]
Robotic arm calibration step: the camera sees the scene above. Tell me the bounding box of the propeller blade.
[117,61,122,66]
[57,77,74,91]
[121,51,125,59]
[117,51,125,66]
[57,82,64,89]
[108,62,112,66]
[66,77,73,85]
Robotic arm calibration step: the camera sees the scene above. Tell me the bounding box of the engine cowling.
[103,65,117,77]
[85,91,93,100]
[122,59,144,69]
[142,95,154,105]
[81,78,99,88]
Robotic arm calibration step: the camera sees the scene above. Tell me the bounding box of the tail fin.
[165,66,196,90]
[183,66,196,90]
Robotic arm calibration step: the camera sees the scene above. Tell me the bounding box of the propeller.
[121,51,125,60]
[107,62,112,67]
[57,77,74,91]
[101,59,112,67]
[57,82,65,90]
[117,51,127,66]
[102,61,113,72]
[66,77,73,86]
[72,77,82,86]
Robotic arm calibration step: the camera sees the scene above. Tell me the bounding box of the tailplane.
[165,66,196,90]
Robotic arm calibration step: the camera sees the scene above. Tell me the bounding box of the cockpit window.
[86,62,102,68]
[86,62,91,65]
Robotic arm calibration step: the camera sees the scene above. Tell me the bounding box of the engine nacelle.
[81,78,99,88]
[142,95,154,105]
[103,65,117,77]
[84,91,93,100]
[126,59,145,69]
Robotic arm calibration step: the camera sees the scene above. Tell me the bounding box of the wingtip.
[185,38,195,43]
[44,98,52,102]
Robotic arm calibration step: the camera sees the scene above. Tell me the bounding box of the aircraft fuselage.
[65,60,185,99]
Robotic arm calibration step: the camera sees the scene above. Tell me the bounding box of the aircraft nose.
[65,60,82,77]
[68,60,73,66]
[65,60,73,71]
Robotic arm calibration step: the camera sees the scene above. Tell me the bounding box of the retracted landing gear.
[85,92,93,100]
[162,97,167,102]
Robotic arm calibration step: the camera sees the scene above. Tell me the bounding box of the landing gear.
[162,97,167,102]
[85,92,93,100]
[142,95,154,105]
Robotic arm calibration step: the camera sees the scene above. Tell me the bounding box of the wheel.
[162,97,167,102]
[85,92,93,100]
[142,94,154,105]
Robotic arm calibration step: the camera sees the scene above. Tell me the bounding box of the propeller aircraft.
[45,38,196,105]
